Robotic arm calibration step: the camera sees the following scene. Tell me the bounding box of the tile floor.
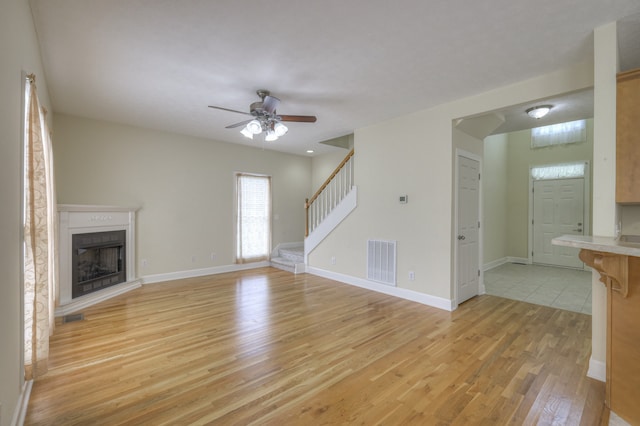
[484,262,592,315]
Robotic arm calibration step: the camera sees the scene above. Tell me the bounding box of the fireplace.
[57,204,141,316]
[72,230,126,298]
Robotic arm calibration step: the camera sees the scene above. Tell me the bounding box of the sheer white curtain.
[24,74,58,380]
[531,119,586,149]
[236,173,271,263]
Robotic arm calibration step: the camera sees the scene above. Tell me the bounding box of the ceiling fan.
[208,90,317,141]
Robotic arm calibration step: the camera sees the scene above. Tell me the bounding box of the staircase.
[271,244,305,274]
[271,148,356,274]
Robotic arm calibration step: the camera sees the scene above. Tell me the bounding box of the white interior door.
[457,155,480,304]
[532,178,584,268]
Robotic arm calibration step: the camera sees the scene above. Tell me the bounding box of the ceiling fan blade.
[279,115,317,123]
[225,119,254,129]
[262,95,280,114]
[208,105,252,116]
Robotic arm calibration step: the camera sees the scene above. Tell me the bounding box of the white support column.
[590,21,619,381]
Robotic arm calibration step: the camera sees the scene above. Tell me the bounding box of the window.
[531,119,586,149]
[531,162,586,180]
[236,173,271,263]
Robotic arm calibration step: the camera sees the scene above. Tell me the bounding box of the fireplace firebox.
[72,230,126,298]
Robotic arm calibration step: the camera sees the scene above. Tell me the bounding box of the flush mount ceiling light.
[526,105,552,119]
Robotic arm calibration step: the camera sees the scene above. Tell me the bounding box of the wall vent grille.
[367,240,397,286]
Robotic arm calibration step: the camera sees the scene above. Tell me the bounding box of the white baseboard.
[587,356,606,382]
[483,257,531,272]
[142,261,271,285]
[507,256,530,265]
[307,266,454,311]
[12,380,32,426]
[483,257,508,271]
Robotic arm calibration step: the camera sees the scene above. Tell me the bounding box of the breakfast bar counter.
[553,235,640,425]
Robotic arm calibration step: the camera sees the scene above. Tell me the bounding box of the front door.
[532,178,584,268]
[457,155,480,304]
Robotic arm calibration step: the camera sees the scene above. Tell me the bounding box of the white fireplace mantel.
[56,204,142,316]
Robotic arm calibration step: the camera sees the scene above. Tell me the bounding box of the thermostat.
[399,195,408,204]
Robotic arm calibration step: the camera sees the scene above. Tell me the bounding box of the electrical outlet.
[409,271,415,281]
[141,259,147,269]
[191,256,197,263]
[331,256,336,265]
[210,252,216,261]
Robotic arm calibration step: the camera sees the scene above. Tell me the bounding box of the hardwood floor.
[26,267,606,425]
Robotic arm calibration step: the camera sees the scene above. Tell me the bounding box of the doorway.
[455,151,481,305]
[529,162,590,269]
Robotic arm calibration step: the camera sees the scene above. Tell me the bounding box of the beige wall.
[310,148,350,192]
[311,108,456,298]
[54,114,311,276]
[453,127,484,157]
[482,134,508,264]
[0,0,52,424]
[309,61,595,302]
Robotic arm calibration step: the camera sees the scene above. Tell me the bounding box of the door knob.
[573,228,583,232]
[458,235,466,240]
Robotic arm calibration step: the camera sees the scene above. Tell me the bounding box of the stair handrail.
[305,148,354,237]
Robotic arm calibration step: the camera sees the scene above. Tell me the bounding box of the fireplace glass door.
[72,230,126,298]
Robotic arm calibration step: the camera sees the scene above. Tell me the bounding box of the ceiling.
[29,1,640,156]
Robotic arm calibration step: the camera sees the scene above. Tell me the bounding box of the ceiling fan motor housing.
[250,101,265,115]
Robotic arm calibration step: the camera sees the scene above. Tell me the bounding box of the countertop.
[552,235,640,257]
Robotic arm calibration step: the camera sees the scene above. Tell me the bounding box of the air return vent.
[367,240,396,286]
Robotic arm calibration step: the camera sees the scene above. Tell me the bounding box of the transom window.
[531,119,586,149]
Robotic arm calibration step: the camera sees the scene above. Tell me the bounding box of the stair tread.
[271,256,303,265]
[279,247,303,254]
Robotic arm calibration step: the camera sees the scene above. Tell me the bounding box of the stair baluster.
[305,149,354,237]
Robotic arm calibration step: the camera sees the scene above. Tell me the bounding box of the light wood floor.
[26,267,607,425]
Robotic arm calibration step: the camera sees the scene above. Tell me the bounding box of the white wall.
[0,0,52,424]
[591,22,619,379]
[53,114,311,277]
[309,60,594,303]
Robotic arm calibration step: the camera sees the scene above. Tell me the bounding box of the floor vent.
[62,313,84,323]
[367,239,397,286]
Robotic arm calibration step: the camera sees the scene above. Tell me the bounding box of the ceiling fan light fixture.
[265,130,278,142]
[526,105,552,119]
[246,119,263,134]
[274,122,288,137]
[240,127,254,139]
